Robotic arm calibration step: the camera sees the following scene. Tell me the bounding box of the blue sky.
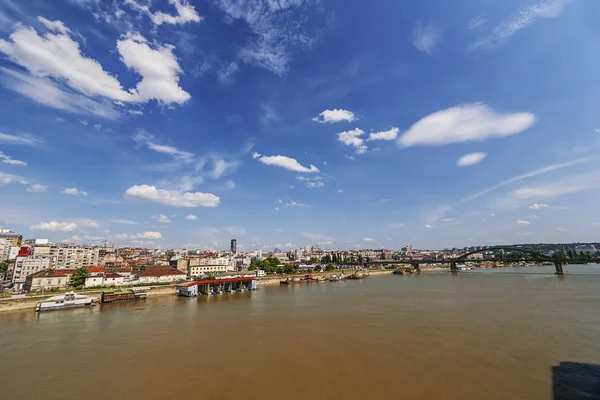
[0,0,599,251]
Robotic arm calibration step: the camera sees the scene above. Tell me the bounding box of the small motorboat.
[35,291,94,312]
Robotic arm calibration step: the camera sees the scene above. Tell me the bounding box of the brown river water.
[1,266,600,400]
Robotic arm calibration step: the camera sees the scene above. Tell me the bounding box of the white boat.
[35,291,94,312]
[456,265,468,271]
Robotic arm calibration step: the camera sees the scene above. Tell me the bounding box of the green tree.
[314,265,322,272]
[276,266,284,274]
[70,267,90,288]
[321,254,332,264]
[325,264,334,272]
[283,264,296,274]
[166,250,176,261]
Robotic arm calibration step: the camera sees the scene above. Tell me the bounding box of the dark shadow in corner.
[552,361,600,400]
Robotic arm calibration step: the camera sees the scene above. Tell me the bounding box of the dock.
[176,277,258,297]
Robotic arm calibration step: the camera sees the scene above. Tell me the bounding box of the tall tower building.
[230,239,237,254]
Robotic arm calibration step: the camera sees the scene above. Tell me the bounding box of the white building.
[134,268,186,284]
[8,246,20,261]
[84,273,125,288]
[11,256,55,288]
[0,231,22,261]
[188,257,232,276]
[34,244,99,269]
[24,269,68,291]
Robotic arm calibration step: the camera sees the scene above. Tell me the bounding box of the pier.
[176,277,258,297]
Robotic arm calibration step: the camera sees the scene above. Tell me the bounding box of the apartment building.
[0,230,22,261]
[34,244,99,268]
[12,255,55,288]
[188,257,231,277]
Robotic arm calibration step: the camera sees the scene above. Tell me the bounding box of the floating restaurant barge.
[100,288,148,304]
[176,277,258,297]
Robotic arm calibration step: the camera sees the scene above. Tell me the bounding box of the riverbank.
[0,285,177,313]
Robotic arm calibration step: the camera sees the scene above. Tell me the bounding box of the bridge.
[367,246,600,276]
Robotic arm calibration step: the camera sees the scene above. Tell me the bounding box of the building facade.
[0,230,22,261]
[12,256,54,287]
[24,269,68,291]
[34,244,99,268]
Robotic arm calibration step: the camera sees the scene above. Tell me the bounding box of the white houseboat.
[35,291,95,312]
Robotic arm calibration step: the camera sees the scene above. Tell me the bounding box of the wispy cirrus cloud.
[470,0,572,50]
[411,21,440,55]
[216,0,326,75]
[461,157,594,202]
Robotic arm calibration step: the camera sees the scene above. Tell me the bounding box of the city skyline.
[1,0,600,250]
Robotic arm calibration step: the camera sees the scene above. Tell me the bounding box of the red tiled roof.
[88,267,105,273]
[104,273,122,278]
[136,268,186,277]
[29,269,66,278]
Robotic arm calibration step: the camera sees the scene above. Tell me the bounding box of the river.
[1,266,599,400]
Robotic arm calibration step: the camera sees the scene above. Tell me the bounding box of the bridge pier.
[450,261,457,273]
[414,263,421,274]
[554,261,564,275]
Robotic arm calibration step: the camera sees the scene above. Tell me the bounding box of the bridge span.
[367,247,600,276]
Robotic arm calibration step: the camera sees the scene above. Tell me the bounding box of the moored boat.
[35,291,94,312]
[100,289,147,304]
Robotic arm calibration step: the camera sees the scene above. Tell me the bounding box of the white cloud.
[217,61,239,83]
[425,224,434,228]
[363,237,374,242]
[0,151,26,165]
[516,220,530,225]
[337,189,344,193]
[557,227,567,232]
[133,130,193,162]
[79,119,88,126]
[224,226,247,236]
[368,127,399,141]
[185,214,198,220]
[285,200,310,208]
[312,109,356,123]
[306,181,324,189]
[529,203,550,209]
[0,132,43,146]
[398,103,535,147]
[0,171,27,185]
[109,219,140,225]
[411,21,440,54]
[94,123,101,130]
[125,184,220,207]
[137,231,162,239]
[26,184,47,192]
[0,23,136,101]
[30,221,78,231]
[126,0,202,26]
[461,157,593,202]
[338,128,367,154]
[471,0,571,50]
[302,232,335,241]
[117,32,191,104]
[152,214,172,223]
[457,152,487,167]
[345,155,355,161]
[0,67,120,119]
[37,17,71,35]
[112,233,137,240]
[254,154,319,173]
[512,182,594,200]
[63,187,88,196]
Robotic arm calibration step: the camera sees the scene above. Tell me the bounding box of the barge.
[35,291,94,312]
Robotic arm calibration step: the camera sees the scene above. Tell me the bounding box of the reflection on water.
[1,266,599,400]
